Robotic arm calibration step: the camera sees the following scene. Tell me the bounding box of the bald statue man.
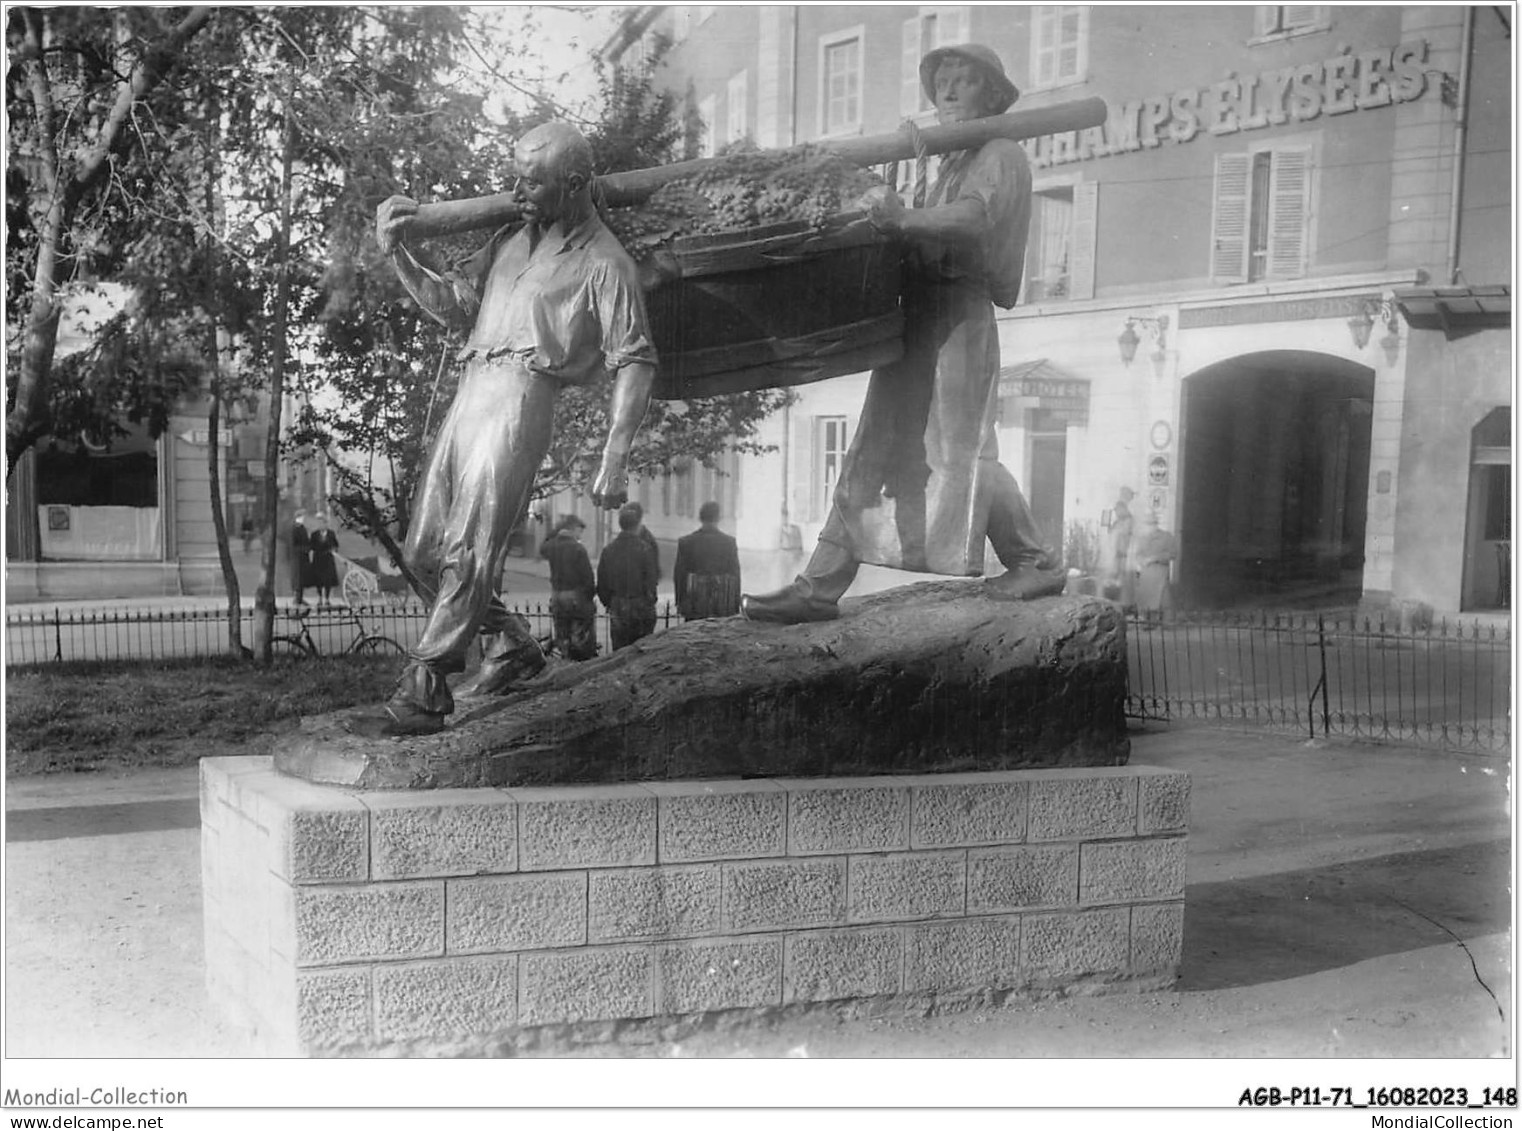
[372,122,658,735]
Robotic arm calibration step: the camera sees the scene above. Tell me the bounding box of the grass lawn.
[5,655,399,776]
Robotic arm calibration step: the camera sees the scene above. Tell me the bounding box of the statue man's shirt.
[439,213,657,383]
[838,137,1035,576]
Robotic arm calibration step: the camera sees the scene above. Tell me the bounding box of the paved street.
[3,725,1509,1071]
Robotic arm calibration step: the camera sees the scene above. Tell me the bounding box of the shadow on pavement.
[5,798,199,842]
[1179,837,1511,993]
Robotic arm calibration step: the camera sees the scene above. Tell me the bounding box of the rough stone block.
[1080,838,1187,905]
[783,927,903,1003]
[511,786,656,871]
[1138,771,1190,834]
[296,967,372,1052]
[650,780,787,863]
[967,844,1079,911]
[293,882,443,966]
[374,956,518,1043]
[368,790,517,879]
[847,851,966,922]
[245,770,370,884]
[720,858,847,932]
[903,916,1023,992]
[655,935,783,1015]
[1023,908,1130,977]
[588,865,721,943]
[1027,774,1137,841]
[783,781,910,855]
[1131,901,1185,974]
[910,776,1028,848]
[518,947,653,1026]
[446,873,587,953]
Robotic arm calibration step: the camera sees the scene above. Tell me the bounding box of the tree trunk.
[274,584,1131,790]
[204,88,246,656]
[254,93,296,663]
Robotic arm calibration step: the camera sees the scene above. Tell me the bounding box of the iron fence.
[3,600,681,667]
[1126,611,1512,753]
[5,600,1510,754]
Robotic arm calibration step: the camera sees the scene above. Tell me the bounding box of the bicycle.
[273,603,406,658]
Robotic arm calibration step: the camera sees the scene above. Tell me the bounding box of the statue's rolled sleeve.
[593,260,658,372]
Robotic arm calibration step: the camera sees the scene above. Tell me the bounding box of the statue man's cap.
[920,44,1020,114]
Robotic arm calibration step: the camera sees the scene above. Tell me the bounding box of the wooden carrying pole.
[408,96,1108,239]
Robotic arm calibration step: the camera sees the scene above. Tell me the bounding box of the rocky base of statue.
[273,580,1131,790]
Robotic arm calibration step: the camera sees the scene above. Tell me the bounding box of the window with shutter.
[698,94,717,158]
[1265,147,1312,278]
[814,416,850,522]
[1212,145,1314,284]
[1252,5,1329,39]
[900,16,922,116]
[1068,181,1098,299]
[820,31,863,136]
[1030,6,1089,90]
[1209,152,1251,283]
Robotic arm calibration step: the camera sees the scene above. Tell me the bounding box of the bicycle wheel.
[354,635,405,656]
[274,634,317,658]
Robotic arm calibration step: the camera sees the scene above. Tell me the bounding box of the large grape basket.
[643,210,903,400]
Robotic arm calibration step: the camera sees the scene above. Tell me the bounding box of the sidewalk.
[2,723,1510,1061]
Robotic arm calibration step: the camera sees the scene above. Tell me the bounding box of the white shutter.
[1266,146,1312,278]
[1254,5,1279,36]
[936,5,970,46]
[1283,5,1324,30]
[1069,181,1098,300]
[1210,152,1251,283]
[901,16,922,116]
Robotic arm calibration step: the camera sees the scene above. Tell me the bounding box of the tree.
[291,28,792,563]
[5,6,215,478]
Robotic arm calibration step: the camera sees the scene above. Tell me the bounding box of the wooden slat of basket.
[653,313,905,399]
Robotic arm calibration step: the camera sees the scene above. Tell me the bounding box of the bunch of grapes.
[602,143,885,262]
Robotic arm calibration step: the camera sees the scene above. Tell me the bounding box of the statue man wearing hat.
[370,121,657,734]
[743,43,1065,624]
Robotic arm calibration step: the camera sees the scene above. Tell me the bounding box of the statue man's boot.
[455,614,547,699]
[741,538,858,625]
[378,661,455,736]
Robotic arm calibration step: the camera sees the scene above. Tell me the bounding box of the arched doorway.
[1179,350,1375,608]
[1461,408,1510,611]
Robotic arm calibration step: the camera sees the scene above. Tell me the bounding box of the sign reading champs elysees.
[1022,39,1429,169]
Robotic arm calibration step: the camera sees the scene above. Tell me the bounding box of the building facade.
[608,4,1512,614]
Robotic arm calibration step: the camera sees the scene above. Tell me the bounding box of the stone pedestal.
[201,757,1189,1055]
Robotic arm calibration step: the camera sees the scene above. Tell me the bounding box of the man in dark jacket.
[674,501,742,620]
[597,504,659,649]
[540,515,597,660]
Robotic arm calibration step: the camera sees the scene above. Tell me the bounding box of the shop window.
[1211,144,1313,283]
[1030,5,1089,91]
[900,6,971,115]
[819,30,863,136]
[1482,466,1510,542]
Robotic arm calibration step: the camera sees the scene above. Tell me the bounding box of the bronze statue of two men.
[369,44,1063,736]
